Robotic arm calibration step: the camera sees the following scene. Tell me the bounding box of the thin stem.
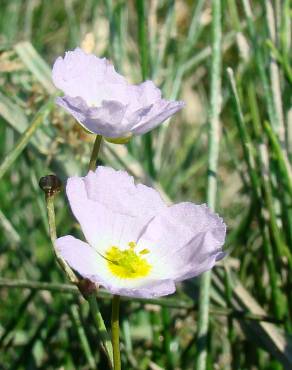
[88,135,103,172]
[242,0,279,134]
[265,0,285,148]
[0,99,53,181]
[136,0,155,178]
[46,194,78,283]
[0,278,284,323]
[42,177,112,366]
[111,295,121,370]
[196,0,222,369]
[88,294,114,368]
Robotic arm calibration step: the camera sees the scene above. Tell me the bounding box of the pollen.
[106,243,152,279]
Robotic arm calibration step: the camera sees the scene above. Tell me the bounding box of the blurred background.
[0,0,291,369]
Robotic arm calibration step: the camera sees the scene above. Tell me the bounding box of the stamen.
[128,241,136,249]
[106,244,152,279]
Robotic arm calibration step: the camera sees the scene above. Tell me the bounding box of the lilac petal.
[66,176,143,251]
[100,279,176,298]
[138,202,226,281]
[131,81,161,107]
[169,233,225,282]
[131,100,185,135]
[84,167,166,217]
[52,48,126,106]
[66,168,166,250]
[56,235,102,276]
[56,96,133,137]
[56,96,88,129]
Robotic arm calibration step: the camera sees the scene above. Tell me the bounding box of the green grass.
[0,0,291,369]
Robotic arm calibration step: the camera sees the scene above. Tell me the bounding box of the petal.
[133,80,162,106]
[66,176,142,252]
[131,100,185,135]
[138,202,226,280]
[101,279,176,298]
[56,236,176,298]
[84,167,166,218]
[52,48,126,106]
[66,168,166,251]
[56,235,102,276]
[56,96,89,131]
[56,96,132,137]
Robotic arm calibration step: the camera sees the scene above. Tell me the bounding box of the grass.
[0,0,291,369]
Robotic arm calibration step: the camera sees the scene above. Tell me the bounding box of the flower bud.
[39,175,62,197]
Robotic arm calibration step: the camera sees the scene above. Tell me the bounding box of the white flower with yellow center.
[56,167,226,298]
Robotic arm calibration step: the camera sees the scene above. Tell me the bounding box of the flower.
[52,48,184,138]
[56,167,226,298]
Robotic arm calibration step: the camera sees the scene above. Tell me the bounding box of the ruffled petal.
[56,96,132,137]
[131,100,185,135]
[84,167,166,217]
[66,168,167,251]
[52,48,126,106]
[100,278,176,298]
[138,202,226,280]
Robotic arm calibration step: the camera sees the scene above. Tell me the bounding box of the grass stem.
[196,1,222,369]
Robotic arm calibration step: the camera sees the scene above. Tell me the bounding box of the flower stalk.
[40,174,114,367]
[89,135,103,172]
[111,295,121,370]
[39,175,77,283]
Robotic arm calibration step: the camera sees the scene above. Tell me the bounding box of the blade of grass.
[135,0,155,178]
[0,99,54,181]
[196,1,222,369]
[241,0,279,136]
[70,304,96,369]
[264,1,285,148]
[14,41,55,93]
[213,269,292,368]
[227,68,287,321]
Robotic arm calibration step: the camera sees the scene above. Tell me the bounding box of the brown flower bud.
[77,278,98,299]
[39,174,62,197]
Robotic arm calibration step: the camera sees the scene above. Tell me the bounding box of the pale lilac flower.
[56,167,226,298]
[52,48,184,138]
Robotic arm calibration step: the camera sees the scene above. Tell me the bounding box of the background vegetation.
[0,0,291,369]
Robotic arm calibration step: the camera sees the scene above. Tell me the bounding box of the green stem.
[196,0,222,369]
[88,135,103,172]
[46,194,78,283]
[41,176,112,366]
[135,0,155,178]
[111,295,121,370]
[0,99,53,181]
[88,294,114,368]
[0,278,284,323]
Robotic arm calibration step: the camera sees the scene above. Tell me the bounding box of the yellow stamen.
[128,241,136,249]
[139,249,150,255]
[106,244,152,279]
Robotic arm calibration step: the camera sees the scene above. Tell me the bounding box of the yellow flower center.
[105,242,151,279]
